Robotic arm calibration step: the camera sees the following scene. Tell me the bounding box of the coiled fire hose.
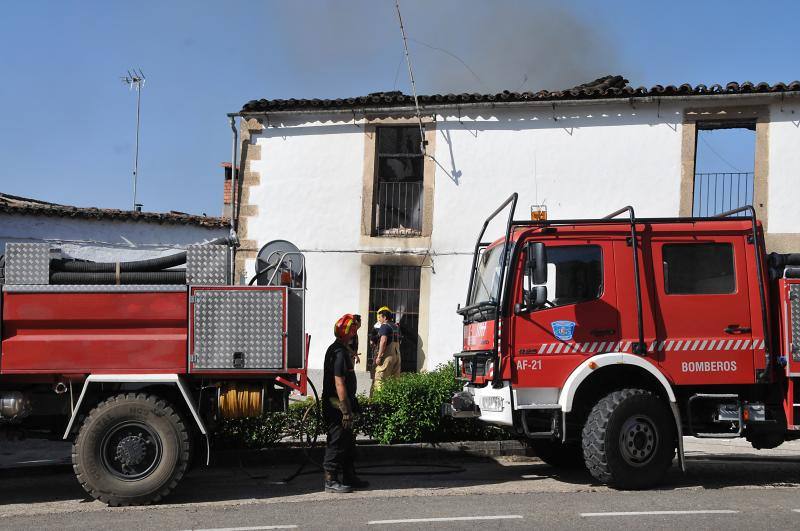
[276,378,465,484]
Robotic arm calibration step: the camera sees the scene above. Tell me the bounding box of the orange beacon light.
[530,205,547,221]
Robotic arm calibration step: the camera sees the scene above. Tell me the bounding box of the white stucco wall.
[430,105,683,252]
[767,101,800,233]
[0,214,228,262]
[243,99,797,372]
[245,120,366,251]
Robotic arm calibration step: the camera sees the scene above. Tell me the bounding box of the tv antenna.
[122,69,146,211]
[394,0,427,157]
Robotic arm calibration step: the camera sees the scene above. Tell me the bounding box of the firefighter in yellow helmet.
[371,306,402,395]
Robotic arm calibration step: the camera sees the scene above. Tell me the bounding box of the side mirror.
[516,285,548,315]
[526,242,547,285]
[528,285,548,308]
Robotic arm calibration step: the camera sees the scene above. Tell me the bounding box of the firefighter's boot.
[343,466,370,489]
[324,470,353,493]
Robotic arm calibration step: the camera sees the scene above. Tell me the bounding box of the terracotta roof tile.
[0,193,228,228]
[241,75,800,113]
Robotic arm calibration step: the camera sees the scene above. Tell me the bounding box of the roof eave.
[233,90,800,117]
[0,204,229,229]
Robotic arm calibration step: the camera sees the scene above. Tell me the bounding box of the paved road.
[1,438,799,530]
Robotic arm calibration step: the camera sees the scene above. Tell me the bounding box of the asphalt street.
[1,438,799,530]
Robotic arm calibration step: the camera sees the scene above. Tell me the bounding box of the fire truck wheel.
[582,388,675,490]
[72,393,191,506]
[527,439,585,469]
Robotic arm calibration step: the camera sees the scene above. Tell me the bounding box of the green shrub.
[368,362,505,444]
[216,362,506,448]
[351,394,377,438]
[280,398,314,441]
[216,413,288,449]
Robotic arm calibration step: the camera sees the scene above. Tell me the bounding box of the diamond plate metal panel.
[791,284,800,362]
[192,289,285,370]
[4,243,51,285]
[187,245,230,285]
[3,284,187,293]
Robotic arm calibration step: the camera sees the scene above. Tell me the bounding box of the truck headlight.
[481,396,504,412]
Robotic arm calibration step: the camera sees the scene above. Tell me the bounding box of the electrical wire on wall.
[296,248,472,256]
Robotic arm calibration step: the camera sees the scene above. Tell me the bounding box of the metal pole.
[229,116,238,232]
[229,115,239,284]
[133,81,142,210]
[394,0,427,156]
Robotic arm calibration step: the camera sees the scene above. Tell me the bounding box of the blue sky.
[0,0,797,217]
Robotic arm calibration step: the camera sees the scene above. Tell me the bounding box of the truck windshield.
[468,243,506,307]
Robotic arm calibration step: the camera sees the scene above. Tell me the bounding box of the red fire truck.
[0,239,308,505]
[446,193,800,489]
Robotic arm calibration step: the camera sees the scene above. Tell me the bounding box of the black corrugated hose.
[768,252,800,279]
[52,251,187,273]
[50,271,187,285]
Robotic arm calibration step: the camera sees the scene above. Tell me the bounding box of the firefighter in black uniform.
[322,314,369,493]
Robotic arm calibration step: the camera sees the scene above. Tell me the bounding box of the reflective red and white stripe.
[536,338,766,354]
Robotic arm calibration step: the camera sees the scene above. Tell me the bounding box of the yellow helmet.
[377,306,392,314]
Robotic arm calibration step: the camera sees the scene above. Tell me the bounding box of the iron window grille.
[368,265,421,373]
[692,172,754,217]
[373,126,424,236]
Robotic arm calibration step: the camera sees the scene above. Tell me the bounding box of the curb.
[214,439,532,467]
[0,440,533,472]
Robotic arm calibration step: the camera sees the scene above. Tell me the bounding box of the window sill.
[375,228,423,238]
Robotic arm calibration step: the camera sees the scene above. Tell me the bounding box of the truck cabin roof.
[499,217,762,246]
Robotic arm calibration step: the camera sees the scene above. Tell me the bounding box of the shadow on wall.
[438,128,462,185]
[252,100,800,141]
[252,105,689,197]
[256,105,682,140]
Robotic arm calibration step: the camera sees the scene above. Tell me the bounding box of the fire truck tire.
[527,439,585,469]
[582,388,676,490]
[72,393,191,506]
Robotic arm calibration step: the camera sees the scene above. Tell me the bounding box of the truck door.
[651,236,755,385]
[511,241,619,389]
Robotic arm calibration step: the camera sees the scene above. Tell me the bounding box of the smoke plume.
[272,0,622,95]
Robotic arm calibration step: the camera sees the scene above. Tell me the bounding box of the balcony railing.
[692,172,754,217]
[374,181,423,236]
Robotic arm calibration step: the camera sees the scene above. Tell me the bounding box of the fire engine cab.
[0,238,308,505]
[446,193,800,489]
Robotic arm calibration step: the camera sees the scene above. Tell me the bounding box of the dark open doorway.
[368,265,421,373]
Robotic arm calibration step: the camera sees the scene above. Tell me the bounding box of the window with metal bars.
[373,126,424,236]
[368,265,421,373]
[692,123,755,217]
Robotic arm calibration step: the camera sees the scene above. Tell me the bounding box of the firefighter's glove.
[341,412,354,430]
[338,399,353,430]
